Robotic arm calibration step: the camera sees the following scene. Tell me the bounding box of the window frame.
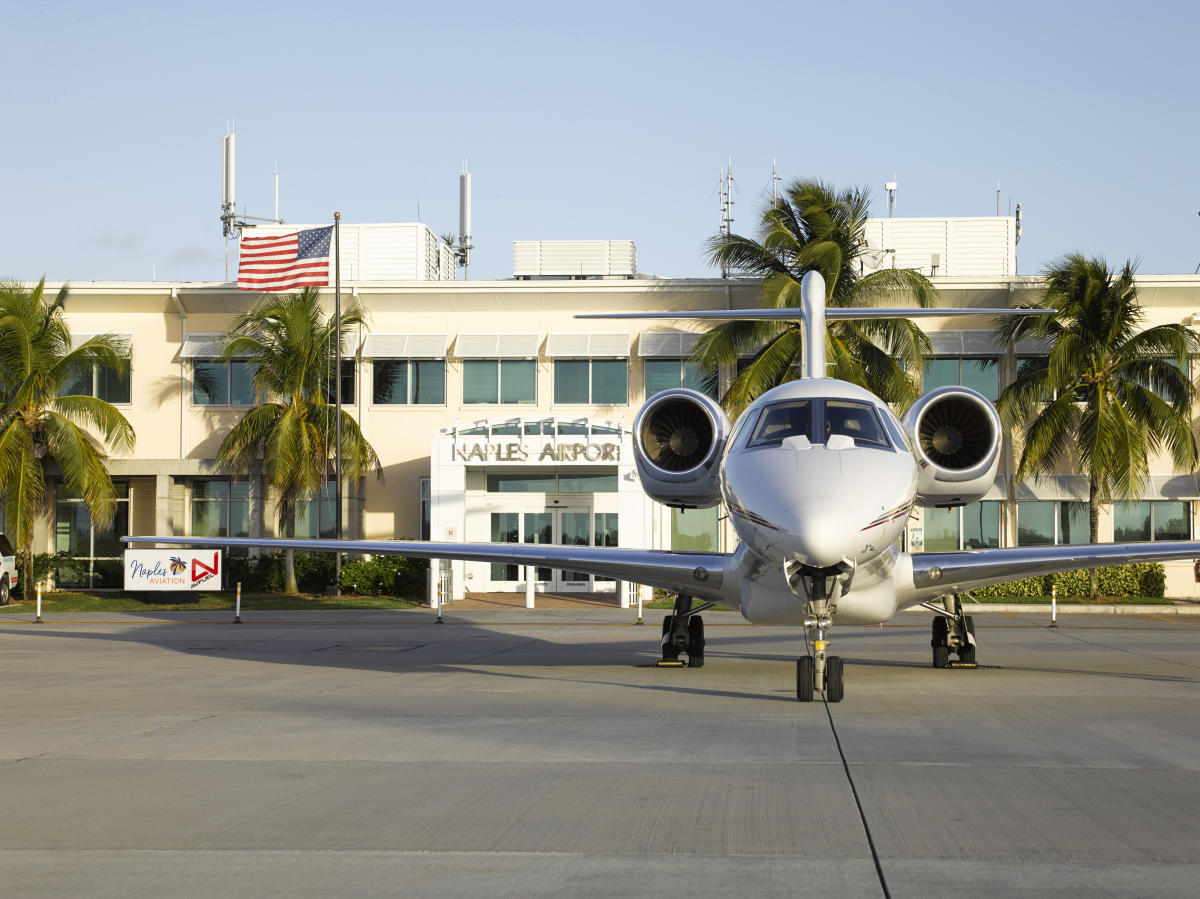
[921,501,1001,551]
[553,358,629,406]
[1015,500,1091,547]
[462,358,538,405]
[1113,500,1191,543]
[191,359,260,407]
[371,358,447,406]
[922,355,1000,402]
[643,357,718,400]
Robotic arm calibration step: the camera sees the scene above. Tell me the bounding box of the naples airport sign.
[124,549,223,591]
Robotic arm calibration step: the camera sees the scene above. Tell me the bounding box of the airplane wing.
[121,535,732,602]
[906,540,1200,603]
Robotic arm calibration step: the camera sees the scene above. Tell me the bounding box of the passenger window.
[748,401,812,446]
[823,400,889,448]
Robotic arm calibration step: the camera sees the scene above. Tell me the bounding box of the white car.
[0,534,17,605]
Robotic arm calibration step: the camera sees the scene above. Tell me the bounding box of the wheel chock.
[654,660,687,668]
[948,661,978,669]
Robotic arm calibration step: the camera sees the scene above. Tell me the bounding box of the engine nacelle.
[902,386,1002,507]
[632,388,730,508]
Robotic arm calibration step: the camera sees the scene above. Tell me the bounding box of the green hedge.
[971,563,1165,599]
[223,551,428,598]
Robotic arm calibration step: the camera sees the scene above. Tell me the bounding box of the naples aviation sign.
[124,549,222,591]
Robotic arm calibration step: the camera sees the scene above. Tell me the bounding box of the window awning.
[637,331,701,357]
[546,333,630,357]
[180,334,228,359]
[363,334,448,358]
[70,332,133,356]
[925,329,1001,356]
[455,333,539,358]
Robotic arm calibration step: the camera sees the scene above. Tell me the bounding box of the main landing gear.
[924,593,977,668]
[660,595,708,668]
[785,557,855,702]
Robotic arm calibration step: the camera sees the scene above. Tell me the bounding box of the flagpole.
[334,212,343,594]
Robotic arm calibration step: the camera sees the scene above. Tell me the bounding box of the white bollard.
[233,581,242,624]
[525,566,535,609]
[35,582,43,624]
[1050,583,1058,628]
[636,585,644,625]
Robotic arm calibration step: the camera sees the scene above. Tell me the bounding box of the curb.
[901,604,1200,615]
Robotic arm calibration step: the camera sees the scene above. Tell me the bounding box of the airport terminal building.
[24,219,1200,598]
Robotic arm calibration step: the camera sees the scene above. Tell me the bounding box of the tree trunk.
[1088,477,1100,599]
[21,543,32,603]
[283,500,299,594]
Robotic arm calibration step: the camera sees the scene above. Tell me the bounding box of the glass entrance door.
[557,509,591,589]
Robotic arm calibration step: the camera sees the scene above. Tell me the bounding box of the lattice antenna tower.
[718,158,736,277]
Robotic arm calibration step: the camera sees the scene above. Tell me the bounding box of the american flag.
[237,226,333,291]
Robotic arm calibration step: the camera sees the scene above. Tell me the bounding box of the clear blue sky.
[5,0,1198,283]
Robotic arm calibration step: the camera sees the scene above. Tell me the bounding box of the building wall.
[35,273,1200,597]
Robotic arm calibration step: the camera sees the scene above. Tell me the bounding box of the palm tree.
[994,254,1199,596]
[0,279,135,595]
[694,179,938,415]
[215,286,382,593]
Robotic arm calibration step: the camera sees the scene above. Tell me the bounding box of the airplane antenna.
[885,175,898,218]
[456,162,473,280]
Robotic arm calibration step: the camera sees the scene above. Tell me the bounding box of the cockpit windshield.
[746,398,891,450]
[823,400,889,447]
[747,400,812,447]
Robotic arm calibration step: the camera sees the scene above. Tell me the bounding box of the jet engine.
[902,385,1002,507]
[632,388,730,508]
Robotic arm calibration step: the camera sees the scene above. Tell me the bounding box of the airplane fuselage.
[718,377,920,625]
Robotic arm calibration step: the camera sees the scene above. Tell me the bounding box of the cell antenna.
[718,158,736,277]
[456,162,474,279]
[219,127,285,279]
[885,175,898,218]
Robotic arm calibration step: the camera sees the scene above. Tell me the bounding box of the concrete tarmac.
[1,607,1198,897]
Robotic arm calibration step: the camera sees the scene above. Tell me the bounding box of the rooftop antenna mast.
[771,156,782,208]
[456,163,473,280]
[719,158,735,277]
[220,127,285,280]
[885,174,898,218]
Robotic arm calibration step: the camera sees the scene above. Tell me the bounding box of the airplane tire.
[931,616,948,646]
[932,644,949,668]
[825,656,844,702]
[661,616,679,661]
[796,656,815,702]
[687,616,705,668]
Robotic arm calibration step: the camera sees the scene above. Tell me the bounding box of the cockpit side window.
[823,400,889,448]
[748,400,812,447]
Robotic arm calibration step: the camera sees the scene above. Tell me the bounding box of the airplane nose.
[781,497,858,568]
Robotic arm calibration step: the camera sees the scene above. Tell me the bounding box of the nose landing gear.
[785,558,854,702]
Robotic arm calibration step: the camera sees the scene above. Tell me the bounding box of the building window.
[322,359,356,405]
[1113,501,1190,542]
[923,357,999,402]
[463,359,536,404]
[193,360,258,406]
[486,471,618,493]
[644,358,717,400]
[295,481,336,538]
[191,480,250,539]
[1016,501,1090,546]
[671,506,719,552]
[60,364,131,404]
[373,360,446,405]
[419,478,431,540]
[554,359,628,405]
[54,481,129,588]
[922,502,1001,551]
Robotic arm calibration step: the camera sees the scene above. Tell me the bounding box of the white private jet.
[124,272,1200,701]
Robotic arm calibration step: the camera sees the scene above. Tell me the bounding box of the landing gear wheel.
[932,643,949,668]
[931,615,948,646]
[824,655,844,702]
[796,656,815,702]
[660,615,679,662]
[687,616,705,668]
[958,615,976,663]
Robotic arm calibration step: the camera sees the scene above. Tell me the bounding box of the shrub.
[339,554,429,598]
[971,563,1165,599]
